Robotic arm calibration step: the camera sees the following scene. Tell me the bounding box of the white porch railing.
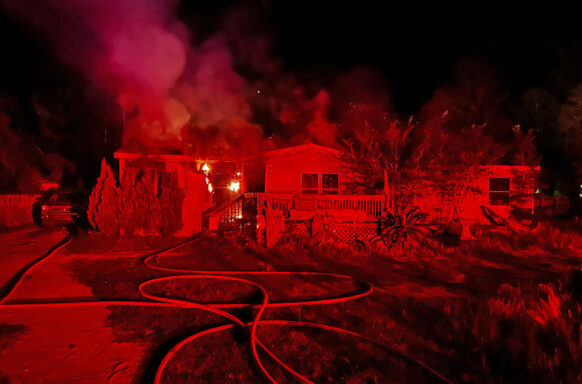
[253,193,295,212]
[203,192,386,230]
[317,194,385,217]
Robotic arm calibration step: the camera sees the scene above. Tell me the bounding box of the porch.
[202,193,385,245]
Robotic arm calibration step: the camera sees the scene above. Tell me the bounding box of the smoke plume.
[0,0,393,156]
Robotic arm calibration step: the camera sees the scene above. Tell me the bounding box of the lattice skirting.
[328,222,378,243]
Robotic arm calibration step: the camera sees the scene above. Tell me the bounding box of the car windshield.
[49,192,75,202]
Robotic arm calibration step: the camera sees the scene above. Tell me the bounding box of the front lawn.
[66,227,582,383]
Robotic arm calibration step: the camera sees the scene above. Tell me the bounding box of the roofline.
[114,152,197,161]
[113,151,243,164]
[482,164,541,171]
[264,143,341,158]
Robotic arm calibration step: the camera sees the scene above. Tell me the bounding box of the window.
[489,177,510,205]
[322,173,339,194]
[301,173,319,194]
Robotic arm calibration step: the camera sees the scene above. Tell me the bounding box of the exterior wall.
[118,158,126,180]
[178,169,212,236]
[460,166,538,221]
[413,165,540,225]
[265,149,345,194]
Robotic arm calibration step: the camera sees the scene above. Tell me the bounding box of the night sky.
[0,1,581,190]
[267,3,582,111]
[4,2,581,112]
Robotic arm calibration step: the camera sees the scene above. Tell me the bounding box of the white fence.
[317,195,385,218]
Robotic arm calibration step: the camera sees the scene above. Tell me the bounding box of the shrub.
[529,222,576,252]
[467,283,582,383]
[157,171,185,237]
[118,170,158,236]
[118,168,184,237]
[87,159,120,235]
[379,206,432,249]
[279,220,311,244]
[89,161,184,237]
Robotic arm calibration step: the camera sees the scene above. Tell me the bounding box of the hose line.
[1,235,452,384]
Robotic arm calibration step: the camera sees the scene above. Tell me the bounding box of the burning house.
[115,151,207,236]
[202,143,385,245]
[198,143,540,244]
[114,149,244,237]
[114,141,540,242]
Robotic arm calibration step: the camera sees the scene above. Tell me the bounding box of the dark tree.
[340,110,414,210]
[558,84,582,210]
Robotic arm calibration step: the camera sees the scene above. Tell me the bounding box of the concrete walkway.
[0,228,144,383]
[0,227,67,292]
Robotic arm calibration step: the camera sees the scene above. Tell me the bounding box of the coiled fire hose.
[0,235,452,384]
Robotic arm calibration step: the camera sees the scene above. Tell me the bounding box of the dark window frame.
[322,173,339,195]
[488,177,510,205]
[301,173,319,194]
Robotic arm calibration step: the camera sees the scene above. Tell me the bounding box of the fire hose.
[0,235,453,384]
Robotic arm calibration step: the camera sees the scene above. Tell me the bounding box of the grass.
[445,282,582,383]
[64,222,582,383]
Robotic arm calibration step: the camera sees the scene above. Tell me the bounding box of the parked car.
[33,190,87,228]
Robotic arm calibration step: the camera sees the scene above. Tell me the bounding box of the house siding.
[265,148,345,194]
[412,165,540,225]
[461,165,539,220]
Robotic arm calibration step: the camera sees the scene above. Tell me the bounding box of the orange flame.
[228,180,240,192]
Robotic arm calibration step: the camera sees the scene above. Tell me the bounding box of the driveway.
[0,228,144,384]
[0,227,67,292]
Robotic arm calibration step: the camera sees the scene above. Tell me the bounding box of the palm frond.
[379,206,432,249]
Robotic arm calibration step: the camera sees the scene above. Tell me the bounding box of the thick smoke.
[1,0,188,140]
[0,0,392,156]
[177,36,250,130]
[279,89,338,147]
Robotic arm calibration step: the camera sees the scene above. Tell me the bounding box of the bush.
[465,283,582,383]
[157,171,185,237]
[118,169,159,236]
[118,168,184,237]
[89,160,184,237]
[88,159,120,235]
[379,206,432,249]
[529,222,576,252]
